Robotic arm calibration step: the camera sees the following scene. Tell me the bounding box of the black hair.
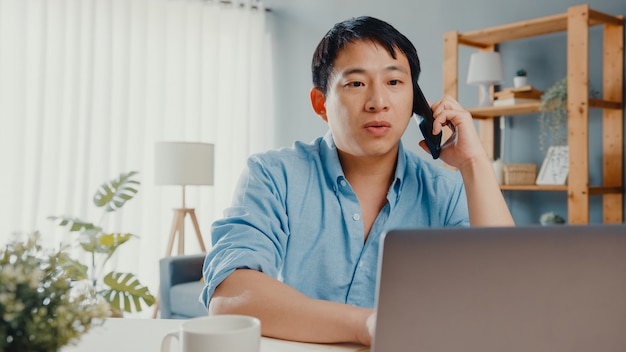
[311,16,421,97]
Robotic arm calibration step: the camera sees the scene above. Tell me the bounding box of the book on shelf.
[495,86,544,100]
[493,98,541,107]
[505,84,533,92]
[498,84,538,93]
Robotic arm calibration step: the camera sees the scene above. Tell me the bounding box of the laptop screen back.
[372,224,626,352]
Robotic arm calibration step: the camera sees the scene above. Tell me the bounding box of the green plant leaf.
[96,232,137,260]
[78,229,103,253]
[47,171,150,315]
[47,216,100,232]
[538,77,601,155]
[101,272,156,313]
[93,171,140,212]
[57,252,89,280]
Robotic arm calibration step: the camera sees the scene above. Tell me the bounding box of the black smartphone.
[413,84,442,159]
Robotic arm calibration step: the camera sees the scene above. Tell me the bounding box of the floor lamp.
[154,141,214,256]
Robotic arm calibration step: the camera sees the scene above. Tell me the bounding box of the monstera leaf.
[101,272,156,313]
[96,233,136,257]
[93,171,140,212]
[77,232,136,256]
[48,171,154,315]
[57,251,89,280]
[47,216,100,233]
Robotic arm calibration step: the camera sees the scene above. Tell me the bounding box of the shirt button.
[340,180,347,187]
[353,213,360,221]
[358,261,364,268]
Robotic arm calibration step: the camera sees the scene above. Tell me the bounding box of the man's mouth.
[364,121,391,129]
[364,121,391,135]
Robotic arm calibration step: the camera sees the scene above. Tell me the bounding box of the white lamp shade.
[154,142,214,186]
[466,51,504,85]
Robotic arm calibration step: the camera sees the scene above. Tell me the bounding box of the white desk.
[62,318,369,352]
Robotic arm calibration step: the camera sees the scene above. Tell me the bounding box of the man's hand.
[419,95,487,171]
[211,269,377,346]
[419,96,515,227]
[366,312,376,345]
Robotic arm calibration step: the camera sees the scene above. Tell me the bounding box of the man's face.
[318,40,413,159]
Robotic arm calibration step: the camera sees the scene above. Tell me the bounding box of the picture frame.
[536,145,569,185]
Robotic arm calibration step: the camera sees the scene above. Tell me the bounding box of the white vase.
[492,159,504,185]
[514,76,528,88]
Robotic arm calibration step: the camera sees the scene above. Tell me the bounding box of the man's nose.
[365,84,389,112]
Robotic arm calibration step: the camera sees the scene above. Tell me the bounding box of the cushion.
[169,281,208,318]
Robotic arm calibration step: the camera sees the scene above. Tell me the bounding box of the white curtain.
[0,0,274,316]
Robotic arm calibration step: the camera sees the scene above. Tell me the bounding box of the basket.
[503,163,537,185]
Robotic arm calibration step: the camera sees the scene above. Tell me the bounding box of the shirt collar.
[388,140,405,208]
[319,131,405,202]
[393,140,406,191]
[320,131,345,189]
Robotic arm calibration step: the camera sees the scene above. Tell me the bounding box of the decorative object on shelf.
[503,163,537,185]
[536,145,569,186]
[492,116,506,185]
[493,85,543,106]
[154,141,214,256]
[538,78,568,154]
[492,158,505,185]
[0,232,109,352]
[513,69,528,88]
[539,211,566,225]
[466,51,503,107]
[48,171,156,315]
[539,78,599,154]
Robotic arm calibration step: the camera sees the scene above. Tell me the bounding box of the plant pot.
[514,76,528,88]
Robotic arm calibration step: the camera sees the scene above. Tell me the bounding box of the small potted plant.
[538,78,567,154]
[0,233,110,351]
[539,211,566,225]
[538,77,600,154]
[514,69,528,88]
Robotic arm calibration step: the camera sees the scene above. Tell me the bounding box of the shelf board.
[459,13,568,48]
[457,7,623,48]
[589,186,624,195]
[468,99,622,119]
[501,185,566,191]
[468,102,540,119]
[589,98,623,110]
[500,185,623,194]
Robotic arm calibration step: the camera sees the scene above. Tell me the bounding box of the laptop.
[372,224,626,352]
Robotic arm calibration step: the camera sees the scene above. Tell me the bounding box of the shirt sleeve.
[444,176,470,227]
[200,154,289,308]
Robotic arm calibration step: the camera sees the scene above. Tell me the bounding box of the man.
[201,16,514,346]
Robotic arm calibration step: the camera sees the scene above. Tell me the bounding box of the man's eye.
[348,82,364,87]
[389,80,400,85]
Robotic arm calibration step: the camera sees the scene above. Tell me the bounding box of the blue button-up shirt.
[201,132,469,309]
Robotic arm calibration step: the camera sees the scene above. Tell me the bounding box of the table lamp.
[154,141,214,256]
[466,51,503,106]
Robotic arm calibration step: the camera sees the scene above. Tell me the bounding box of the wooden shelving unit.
[443,4,624,224]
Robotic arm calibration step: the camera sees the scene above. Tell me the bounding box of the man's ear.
[310,87,328,122]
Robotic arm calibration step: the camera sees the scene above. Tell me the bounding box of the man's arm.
[210,269,373,346]
[426,96,515,227]
[457,156,514,226]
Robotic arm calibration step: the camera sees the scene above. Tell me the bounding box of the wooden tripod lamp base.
[153,141,215,319]
[165,208,207,256]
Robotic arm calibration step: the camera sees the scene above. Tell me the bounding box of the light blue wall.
[263,0,626,225]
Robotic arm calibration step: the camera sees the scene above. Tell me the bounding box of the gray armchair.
[159,254,209,319]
